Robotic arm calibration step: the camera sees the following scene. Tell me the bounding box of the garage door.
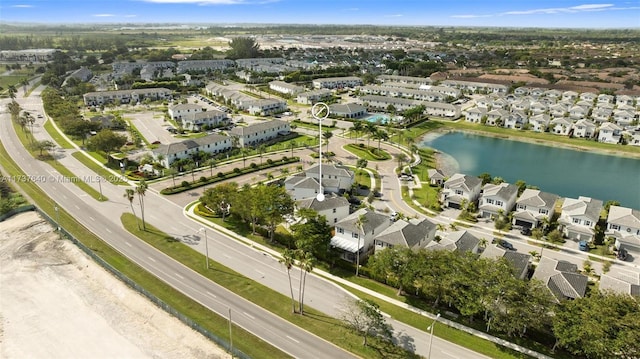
[515,219,532,228]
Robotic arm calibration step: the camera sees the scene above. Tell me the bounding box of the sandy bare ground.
[0,211,229,359]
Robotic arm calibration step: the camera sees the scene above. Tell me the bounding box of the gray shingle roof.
[532,257,587,301]
[230,119,288,137]
[517,189,559,208]
[607,206,640,228]
[336,208,390,234]
[297,196,349,212]
[153,134,229,157]
[444,173,482,192]
[375,218,435,248]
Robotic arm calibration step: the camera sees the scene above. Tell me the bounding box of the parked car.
[617,248,628,261]
[497,239,515,251]
[520,227,531,236]
[578,240,589,251]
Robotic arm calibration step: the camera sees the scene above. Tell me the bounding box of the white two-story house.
[478,182,519,219]
[330,208,392,263]
[153,134,232,168]
[606,206,640,256]
[440,173,482,210]
[558,196,603,242]
[374,218,436,252]
[598,122,623,144]
[296,195,350,226]
[229,119,290,147]
[512,189,560,229]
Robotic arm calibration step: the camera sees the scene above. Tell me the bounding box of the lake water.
[421,131,640,209]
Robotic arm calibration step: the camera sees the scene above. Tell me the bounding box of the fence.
[0,204,36,222]
[33,207,249,359]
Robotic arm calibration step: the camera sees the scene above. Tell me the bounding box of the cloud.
[384,14,403,18]
[140,0,279,4]
[93,14,116,17]
[12,4,33,7]
[451,3,636,19]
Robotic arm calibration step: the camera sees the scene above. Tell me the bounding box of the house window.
[334,218,337,223]
[495,200,503,206]
[337,228,344,234]
[352,232,359,239]
[573,218,581,224]
[610,224,620,231]
[455,190,464,196]
[518,204,526,210]
[333,208,336,213]
[585,220,591,226]
[539,209,548,215]
[486,199,494,204]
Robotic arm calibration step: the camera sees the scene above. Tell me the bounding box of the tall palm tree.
[241,147,250,168]
[354,214,367,277]
[136,180,148,230]
[297,251,316,315]
[289,140,297,157]
[8,85,16,101]
[124,188,140,230]
[205,158,217,177]
[280,249,298,314]
[374,129,389,151]
[322,130,333,154]
[352,120,364,143]
[257,144,266,166]
[365,122,377,148]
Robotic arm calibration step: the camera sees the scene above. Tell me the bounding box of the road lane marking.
[254,269,265,276]
[89,216,95,221]
[205,291,217,298]
[175,273,184,279]
[147,256,156,263]
[74,205,79,210]
[243,312,255,320]
[285,335,299,344]
[105,228,112,233]
[124,242,132,247]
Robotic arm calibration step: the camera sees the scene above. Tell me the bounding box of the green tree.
[296,250,316,315]
[261,185,295,242]
[479,172,492,185]
[30,139,55,157]
[373,128,389,151]
[365,122,377,147]
[201,182,238,221]
[136,180,148,230]
[352,120,364,143]
[124,188,140,230]
[227,37,260,59]
[65,119,101,145]
[279,249,298,314]
[341,299,393,346]
[87,129,127,156]
[552,292,640,358]
[367,247,414,296]
[322,129,333,154]
[291,208,332,260]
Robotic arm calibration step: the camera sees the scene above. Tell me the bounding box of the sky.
[1,0,639,28]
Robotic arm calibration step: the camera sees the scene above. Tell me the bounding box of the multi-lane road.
[1,88,491,358]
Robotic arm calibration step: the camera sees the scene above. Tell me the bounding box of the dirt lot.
[0,211,229,359]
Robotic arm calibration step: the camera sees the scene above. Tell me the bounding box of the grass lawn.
[70,152,129,186]
[11,122,107,202]
[121,213,419,359]
[43,119,74,149]
[344,144,391,161]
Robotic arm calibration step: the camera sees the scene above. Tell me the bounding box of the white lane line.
[205,291,217,298]
[285,335,300,344]
[441,351,455,358]
[147,256,156,263]
[124,242,132,247]
[223,254,231,259]
[74,205,79,210]
[243,312,255,320]
[105,228,112,234]
[89,216,95,221]
[254,269,265,276]
[175,273,184,279]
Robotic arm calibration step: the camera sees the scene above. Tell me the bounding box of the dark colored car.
[497,240,515,251]
[617,248,628,261]
[520,227,531,236]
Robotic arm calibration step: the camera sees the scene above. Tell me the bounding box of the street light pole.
[97,176,103,200]
[199,227,209,269]
[427,313,441,359]
[311,102,329,202]
[228,307,233,357]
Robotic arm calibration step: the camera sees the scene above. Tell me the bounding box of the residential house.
[480,245,532,280]
[425,230,480,254]
[296,195,350,225]
[503,111,528,129]
[597,93,615,104]
[627,128,640,146]
[180,109,228,131]
[377,74,432,86]
[579,92,597,103]
[330,208,392,262]
[485,109,509,126]
[83,88,172,106]
[599,271,640,297]
[544,89,563,101]
[529,101,548,115]
[558,196,603,242]
[562,91,579,103]
[329,103,367,119]
[478,182,519,219]
[606,206,640,256]
[550,117,572,136]
[152,134,232,168]
[575,100,594,111]
[427,169,446,186]
[598,122,623,144]
[312,76,363,89]
[511,99,531,112]
[168,103,203,120]
[568,105,588,120]
[475,96,492,109]
[269,80,304,95]
[465,107,486,123]
[440,173,482,209]
[247,98,287,116]
[229,119,290,147]
[613,110,636,128]
[549,103,569,118]
[529,114,550,132]
[374,218,436,252]
[360,95,422,112]
[176,59,234,73]
[616,95,635,107]
[295,89,332,105]
[285,175,322,201]
[304,163,355,194]
[591,107,612,123]
[572,119,596,139]
[423,102,461,118]
[491,98,509,110]
[513,189,559,229]
[532,257,588,302]
[62,67,93,86]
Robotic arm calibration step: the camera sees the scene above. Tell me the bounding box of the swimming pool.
[365,114,390,124]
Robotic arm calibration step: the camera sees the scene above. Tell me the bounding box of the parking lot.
[124,111,182,144]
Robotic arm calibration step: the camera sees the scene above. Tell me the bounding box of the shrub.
[281,156,288,161]
[200,176,207,183]
[217,172,225,178]
[181,181,190,188]
[359,143,365,148]
[233,167,241,174]
[250,162,258,169]
[266,158,273,165]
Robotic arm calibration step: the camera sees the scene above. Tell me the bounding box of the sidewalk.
[184,204,553,359]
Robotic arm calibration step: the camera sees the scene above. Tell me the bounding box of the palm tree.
[297,251,316,315]
[136,180,148,230]
[322,130,333,154]
[289,140,297,157]
[354,214,367,277]
[257,144,266,166]
[365,122,377,147]
[21,78,29,94]
[280,249,298,314]
[374,129,389,151]
[205,158,217,177]
[241,147,250,168]
[124,188,140,230]
[8,85,17,101]
[352,120,364,143]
